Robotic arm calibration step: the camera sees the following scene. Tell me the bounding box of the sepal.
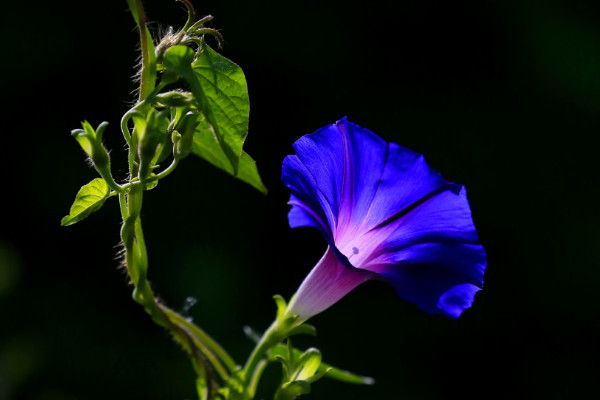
[273,346,330,400]
[269,344,374,386]
[273,294,287,321]
[287,324,317,337]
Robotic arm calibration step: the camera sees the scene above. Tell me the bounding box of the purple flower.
[281,118,486,320]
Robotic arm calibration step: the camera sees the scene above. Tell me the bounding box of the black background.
[2,0,600,399]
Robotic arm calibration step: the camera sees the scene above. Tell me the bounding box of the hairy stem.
[131,0,156,101]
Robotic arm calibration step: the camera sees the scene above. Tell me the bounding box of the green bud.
[174,111,199,159]
[90,122,110,170]
[160,69,180,86]
[71,121,112,178]
[154,90,193,107]
[135,109,169,179]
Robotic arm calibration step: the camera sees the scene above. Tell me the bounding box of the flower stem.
[243,322,284,396]
[129,0,156,101]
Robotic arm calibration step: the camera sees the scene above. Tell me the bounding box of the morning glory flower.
[281,118,486,320]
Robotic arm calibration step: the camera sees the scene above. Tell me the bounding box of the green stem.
[114,156,179,194]
[120,112,132,143]
[97,168,123,193]
[118,172,237,397]
[118,191,128,220]
[162,305,238,373]
[243,322,283,391]
[159,303,233,379]
[120,185,231,382]
[131,0,156,101]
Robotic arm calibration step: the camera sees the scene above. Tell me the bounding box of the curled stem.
[177,0,196,31]
[118,175,237,397]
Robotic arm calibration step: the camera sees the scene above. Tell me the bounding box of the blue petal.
[285,118,391,239]
[370,243,485,318]
[283,118,448,241]
[361,142,446,230]
[365,187,486,318]
[282,155,337,245]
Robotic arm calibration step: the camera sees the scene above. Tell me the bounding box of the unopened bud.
[136,109,169,179]
[71,121,111,171]
[174,111,199,159]
[71,121,119,190]
[154,90,193,107]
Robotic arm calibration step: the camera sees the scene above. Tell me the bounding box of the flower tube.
[282,118,486,320]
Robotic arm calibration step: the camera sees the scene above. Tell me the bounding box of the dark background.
[2,0,600,398]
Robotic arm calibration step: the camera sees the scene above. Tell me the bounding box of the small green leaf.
[61,178,110,226]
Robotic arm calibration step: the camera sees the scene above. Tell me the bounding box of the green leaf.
[163,45,267,194]
[270,345,374,386]
[192,126,267,194]
[191,45,249,172]
[61,178,110,226]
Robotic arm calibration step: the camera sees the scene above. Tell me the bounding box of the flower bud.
[135,109,169,179]
[173,111,199,159]
[71,121,111,175]
[154,90,193,107]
